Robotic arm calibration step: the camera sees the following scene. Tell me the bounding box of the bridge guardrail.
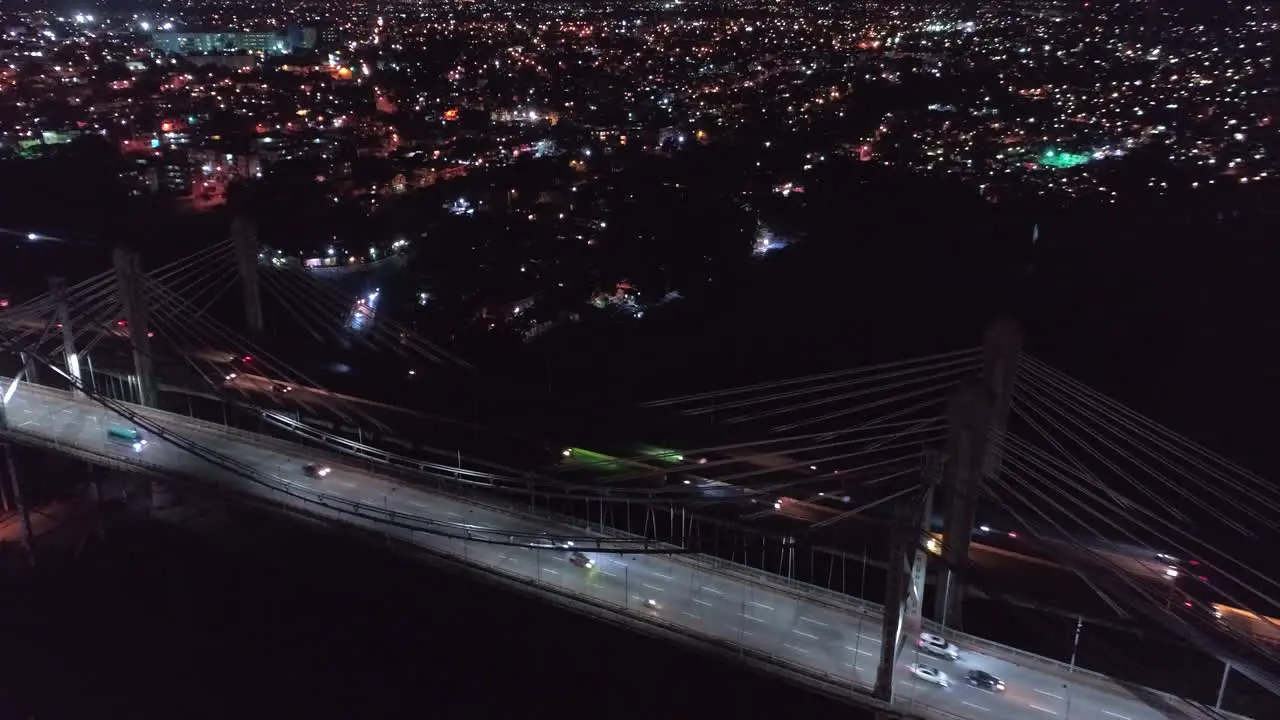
[0,380,1248,720]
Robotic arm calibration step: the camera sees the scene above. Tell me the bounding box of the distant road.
[0,379,1244,720]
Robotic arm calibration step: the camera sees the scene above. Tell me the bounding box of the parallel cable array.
[255,262,471,369]
[640,347,981,433]
[991,354,1280,693]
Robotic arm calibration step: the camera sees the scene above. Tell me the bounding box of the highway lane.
[0,382,1241,720]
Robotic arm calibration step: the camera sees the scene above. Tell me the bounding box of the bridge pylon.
[933,319,1020,628]
[112,248,158,408]
[231,215,264,334]
[873,471,936,703]
[49,277,83,399]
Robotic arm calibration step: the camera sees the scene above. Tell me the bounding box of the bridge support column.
[933,320,1020,629]
[112,248,158,408]
[874,479,933,703]
[20,351,38,387]
[2,443,34,566]
[231,215,264,333]
[49,277,83,398]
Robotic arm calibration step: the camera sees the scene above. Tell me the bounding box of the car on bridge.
[106,425,147,452]
[569,552,594,569]
[303,463,332,478]
[908,664,951,687]
[965,669,1005,692]
[918,632,960,660]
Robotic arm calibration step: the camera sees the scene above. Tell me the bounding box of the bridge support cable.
[151,255,240,321]
[979,483,1253,719]
[1001,440,1280,637]
[146,276,379,427]
[1018,366,1269,531]
[144,278,386,431]
[725,367,978,430]
[262,265,464,368]
[662,353,985,418]
[989,473,1280,705]
[260,263,471,368]
[640,346,983,409]
[1018,360,1280,531]
[583,415,945,486]
[0,269,116,327]
[145,239,234,285]
[1022,355,1278,505]
[1010,395,1197,526]
[1002,416,1280,614]
[256,268,359,345]
[730,453,935,519]
[704,435,945,490]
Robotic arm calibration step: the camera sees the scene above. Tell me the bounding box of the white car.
[909,664,951,687]
[918,632,960,660]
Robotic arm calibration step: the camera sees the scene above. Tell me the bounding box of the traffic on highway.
[0,381,1244,720]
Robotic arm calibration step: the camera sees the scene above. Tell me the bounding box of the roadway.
[0,380,1240,720]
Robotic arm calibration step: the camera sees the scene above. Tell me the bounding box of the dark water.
[0,501,857,720]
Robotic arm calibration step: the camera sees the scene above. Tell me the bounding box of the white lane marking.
[692,598,713,607]
[844,646,874,656]
[587,582,604,590]
[1028,704,1057,715]
[19,421,34,427]
[799,616,827,626]
[681,611,701,620]
[701,585,723,595]
[748,601,774,611]
[738,612,764,623]
[860,635,881,643]
[792,629,819,640]
[499,555,519,564]
[732,628,755,637]
[782,643,810,654]
[407,500,430,508]
[544,569,560,576]
[654,571,674,580]
[1035,689,1063,699]
[642,583,664,592]
[962,701,990,712]
[551,555,566,562]
[446,511,460,518]
[601,570,618,577]
[1102,713,1130,720]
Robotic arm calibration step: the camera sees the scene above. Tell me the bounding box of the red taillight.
[117,320,126,326]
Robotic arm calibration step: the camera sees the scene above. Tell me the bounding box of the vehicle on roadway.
[272,383,293,393]
[643,598,661,610]
[918,632,960,660]
[569,552,594,568]
[303,463,332,478]
[908,664,950,687]
[106,425,147,452]
[966,669,1005,692]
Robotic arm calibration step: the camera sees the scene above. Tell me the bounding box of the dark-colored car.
[966,670,1005,692]
[303,463,332,478]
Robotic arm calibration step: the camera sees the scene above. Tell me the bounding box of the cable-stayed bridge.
[0,229,1276,720]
